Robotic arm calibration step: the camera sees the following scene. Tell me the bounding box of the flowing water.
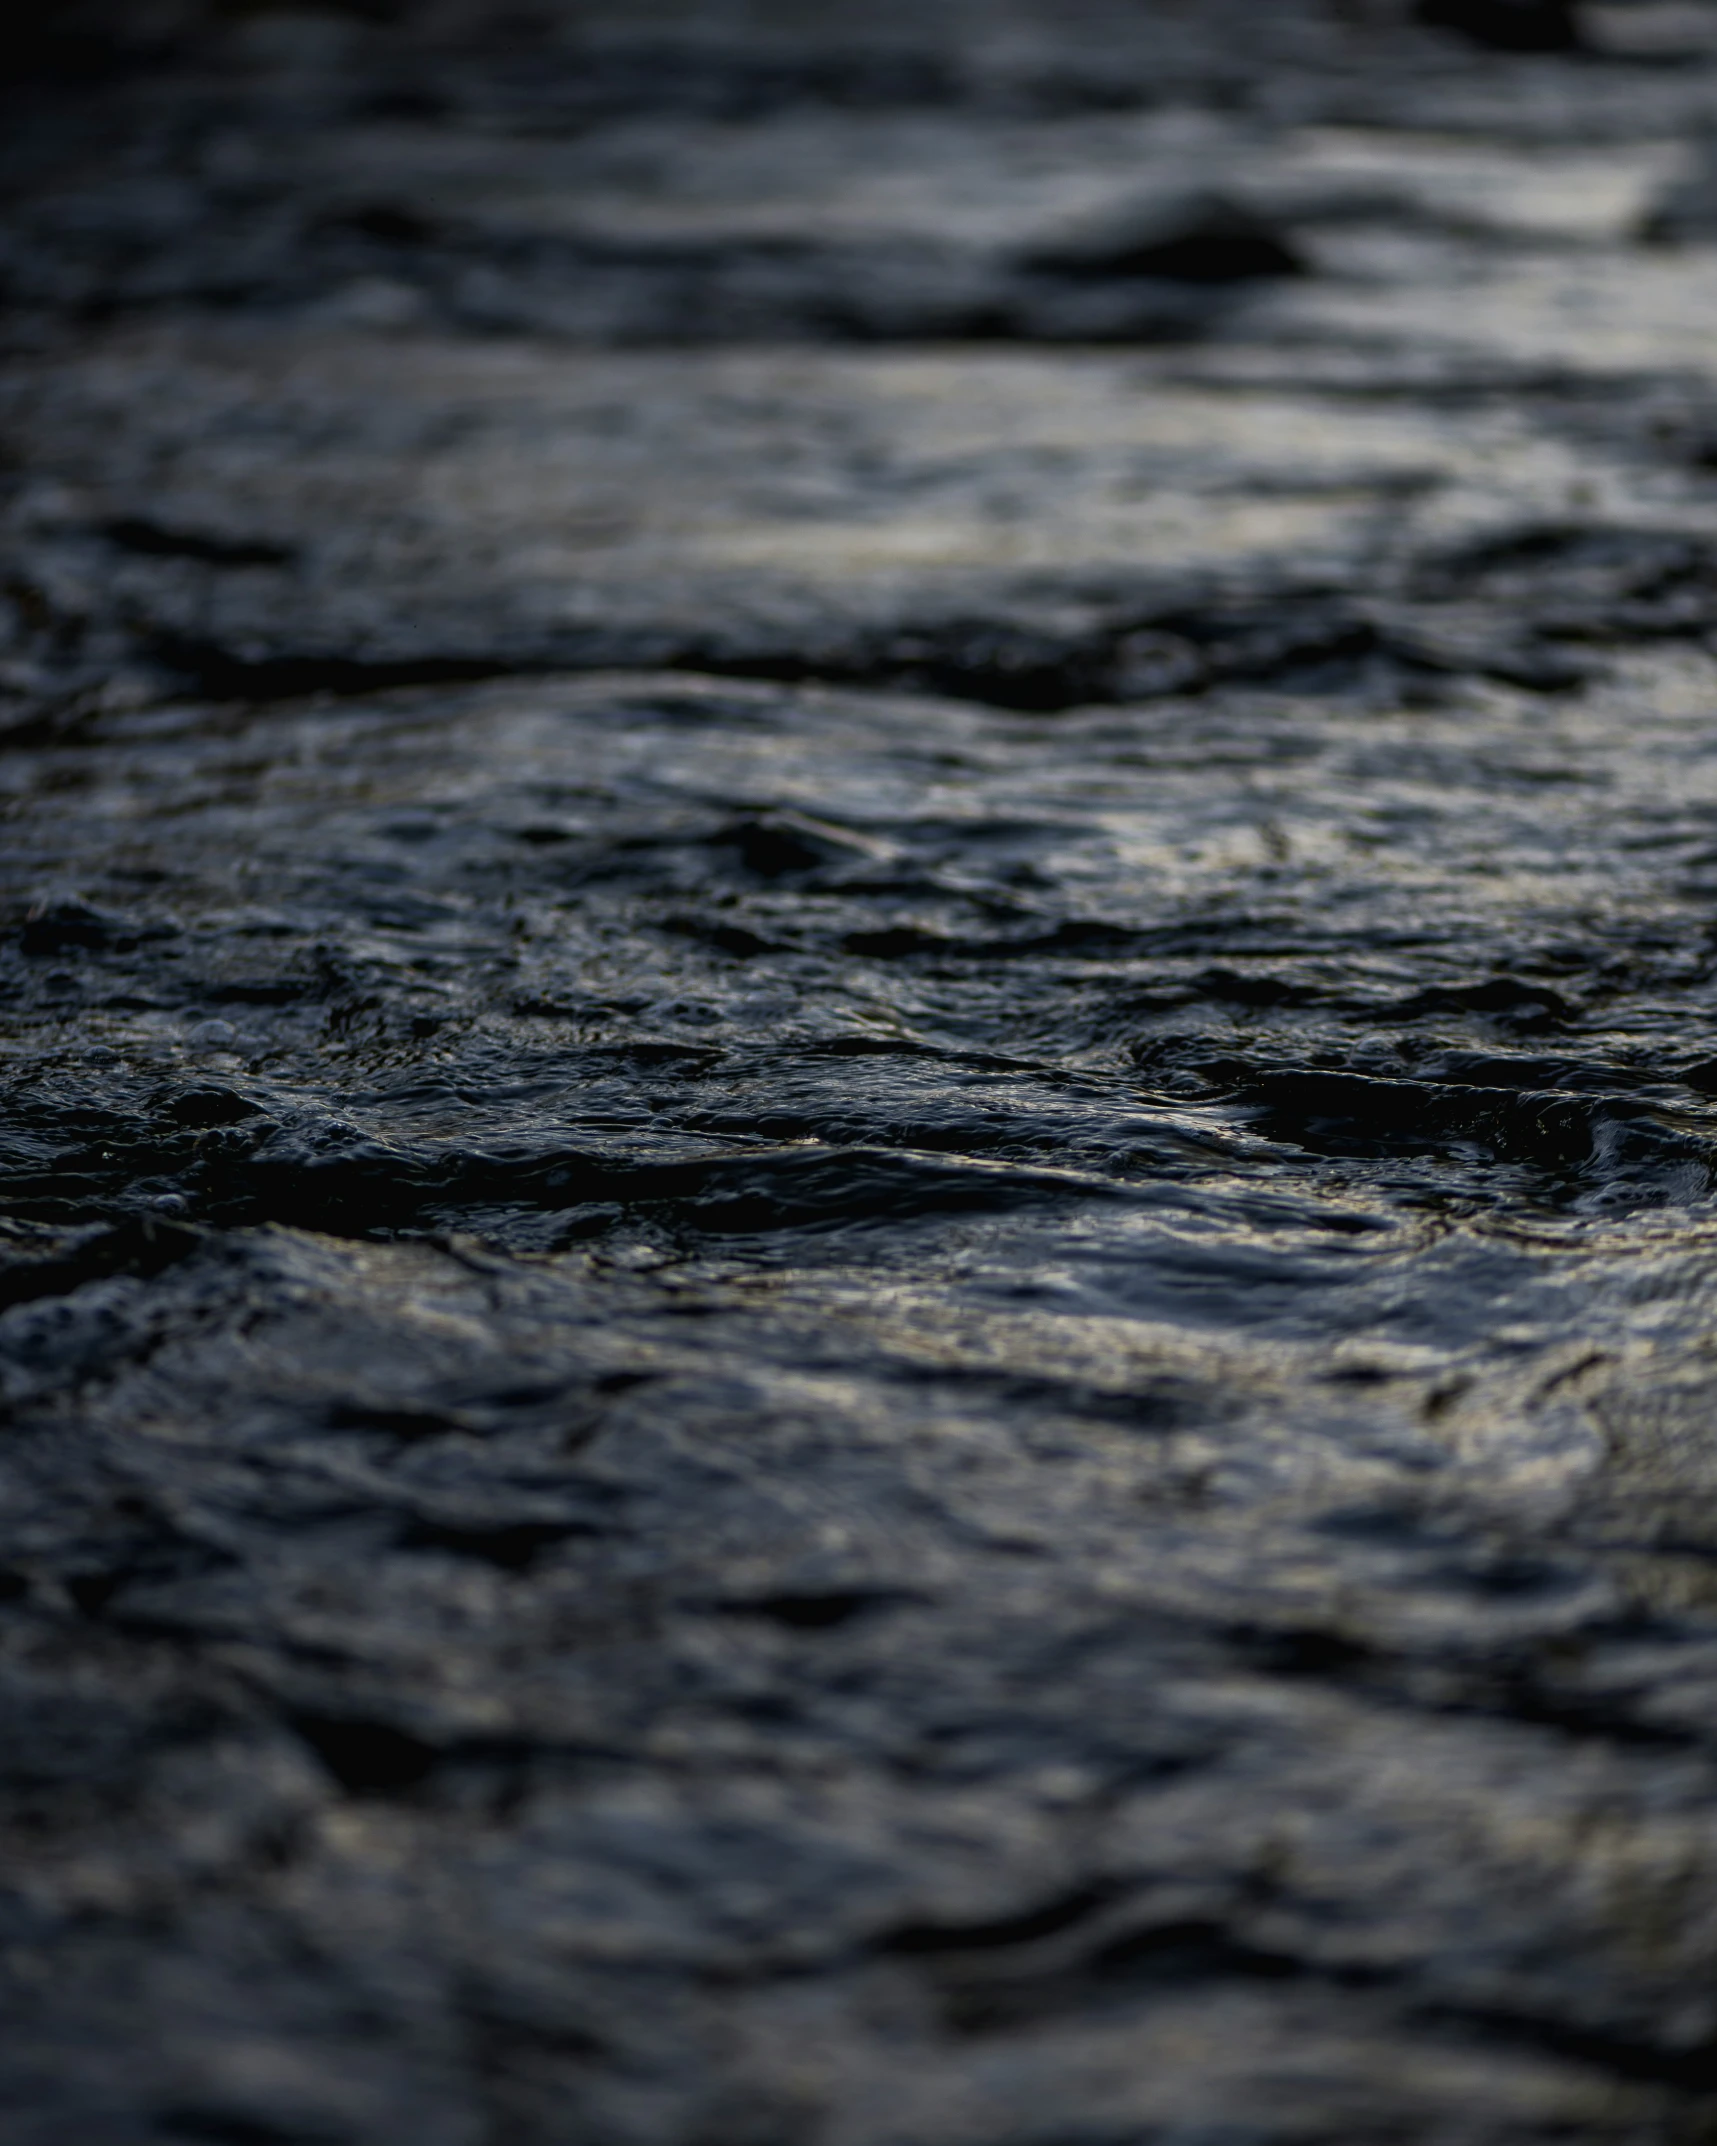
[12,5,1717,2140]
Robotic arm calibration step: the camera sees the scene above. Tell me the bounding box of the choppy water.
[13,5,1717,2143]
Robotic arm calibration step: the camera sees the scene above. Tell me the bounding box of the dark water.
[12,5,1717,2142]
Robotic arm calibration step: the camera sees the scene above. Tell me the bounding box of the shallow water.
[12,5,1717,2142]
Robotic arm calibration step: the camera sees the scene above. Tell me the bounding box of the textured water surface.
[12,5,1717,2142]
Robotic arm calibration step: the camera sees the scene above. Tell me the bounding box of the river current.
[10,4,1717,2142]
